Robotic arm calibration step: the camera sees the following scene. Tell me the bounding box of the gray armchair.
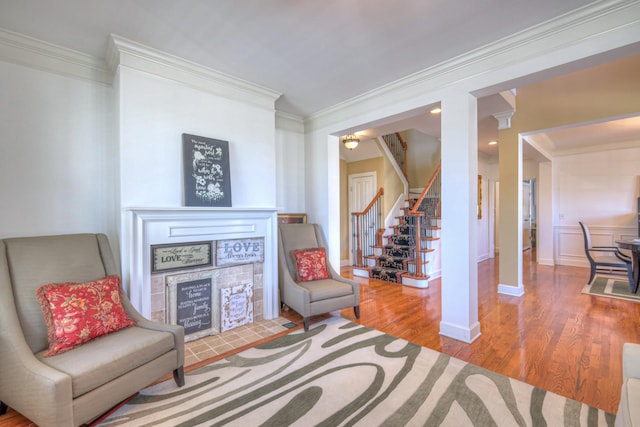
[0,233,185,427]
[278,223,360,331]
[616,343,640,427]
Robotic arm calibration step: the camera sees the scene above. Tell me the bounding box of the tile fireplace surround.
[126,208,279,335]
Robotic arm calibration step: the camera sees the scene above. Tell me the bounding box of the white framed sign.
[152,241,212,273]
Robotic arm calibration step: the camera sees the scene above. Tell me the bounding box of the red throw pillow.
[36,275,136,357]
[292,247,330,282]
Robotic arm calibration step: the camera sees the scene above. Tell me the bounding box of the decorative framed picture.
[151,241,213,273]
[182,133,232,207]
[166,270,217,341]
[277,213,307,224]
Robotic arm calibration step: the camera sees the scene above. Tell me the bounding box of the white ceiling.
[0,0,594,117]
[1,0,639,160]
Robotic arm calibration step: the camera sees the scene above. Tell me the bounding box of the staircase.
[366,194,440,286]
[352,145,441,288]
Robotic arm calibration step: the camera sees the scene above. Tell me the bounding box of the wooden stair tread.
[403,273,431,280]
[406,259,430,265]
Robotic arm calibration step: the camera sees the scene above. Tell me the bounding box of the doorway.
[348,172,377,264]
[523,179,536,251]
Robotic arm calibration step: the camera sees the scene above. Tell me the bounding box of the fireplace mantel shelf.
[126,207,277,212]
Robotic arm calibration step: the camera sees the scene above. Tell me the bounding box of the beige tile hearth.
[184,317,296,366]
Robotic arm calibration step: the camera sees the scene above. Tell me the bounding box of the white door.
[522,180,531,251]
[348,172,377,264]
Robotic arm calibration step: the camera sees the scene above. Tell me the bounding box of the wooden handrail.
[396,133,407,150]
[410,163,441,215]
[352,188,384,216]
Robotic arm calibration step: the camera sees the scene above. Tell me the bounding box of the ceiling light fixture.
[342,134,360,150]
[488,140,498,145]
[430,107,442,114]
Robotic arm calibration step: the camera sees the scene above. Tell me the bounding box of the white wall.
[304,129,342,268]
[0,60,118,244]
[554,146,640,228]
[118,67,277,209]
[552,145,640,267]
[275,113,306,213]
[0,33,286,281]
[403,129,440,187]
[478,159,499,261]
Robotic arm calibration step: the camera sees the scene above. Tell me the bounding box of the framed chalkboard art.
[182,133,232,207]
[166,270,217,341]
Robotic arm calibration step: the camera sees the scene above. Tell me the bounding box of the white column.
[439,93,481,343]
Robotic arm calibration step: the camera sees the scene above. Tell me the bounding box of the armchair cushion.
[291,247,330,282]
[35,326,176,398]
[297,278,355,302]
[36,275,136,356]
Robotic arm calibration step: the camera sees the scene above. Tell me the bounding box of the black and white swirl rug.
[97,317,614,426]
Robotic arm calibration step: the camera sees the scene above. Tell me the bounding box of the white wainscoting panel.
[554,225,636,267]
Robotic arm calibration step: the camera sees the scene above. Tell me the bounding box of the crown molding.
[0,27,110,84]
[107,34,281,111]
[523,133,555,161]
[305,0,640,133]
[553,139,640,157]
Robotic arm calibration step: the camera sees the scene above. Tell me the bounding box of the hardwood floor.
[325,250,640,415]
[2,251,639,425]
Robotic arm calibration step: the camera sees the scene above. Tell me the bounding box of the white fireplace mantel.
[124,207,278,320]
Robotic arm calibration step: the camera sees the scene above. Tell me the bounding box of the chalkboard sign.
[182,133,232,207]
[176,278,212,335]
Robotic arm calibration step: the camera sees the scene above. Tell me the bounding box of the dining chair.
[579,221,633,289]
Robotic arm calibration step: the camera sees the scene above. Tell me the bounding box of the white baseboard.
[402,276,429,288]
[440,320,482,343]
[498,283,525,296]
[353,267,369,278]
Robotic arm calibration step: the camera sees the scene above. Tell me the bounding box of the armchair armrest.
[121,295,185,366]
[279,261,311,312]
[327,262,360,299]
[1,319,74,426]
[622,343,640,380]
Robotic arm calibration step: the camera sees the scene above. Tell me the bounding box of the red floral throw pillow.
[291,247,330,282]
[36,275,136,357]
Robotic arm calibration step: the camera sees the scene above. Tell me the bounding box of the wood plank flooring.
[2,251,639,425]
[325,250,640,415]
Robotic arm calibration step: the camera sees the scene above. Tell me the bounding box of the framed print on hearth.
[151,241,213,273]
[182,133,232,207]
[277,213,307,224]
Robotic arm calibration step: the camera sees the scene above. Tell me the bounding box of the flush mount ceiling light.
[430,107,442,114]
[488,140,498,145]
[342,134,360,150]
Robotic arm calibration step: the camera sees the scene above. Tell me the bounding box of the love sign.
[216,238,264,266]
[151,241,213,273]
